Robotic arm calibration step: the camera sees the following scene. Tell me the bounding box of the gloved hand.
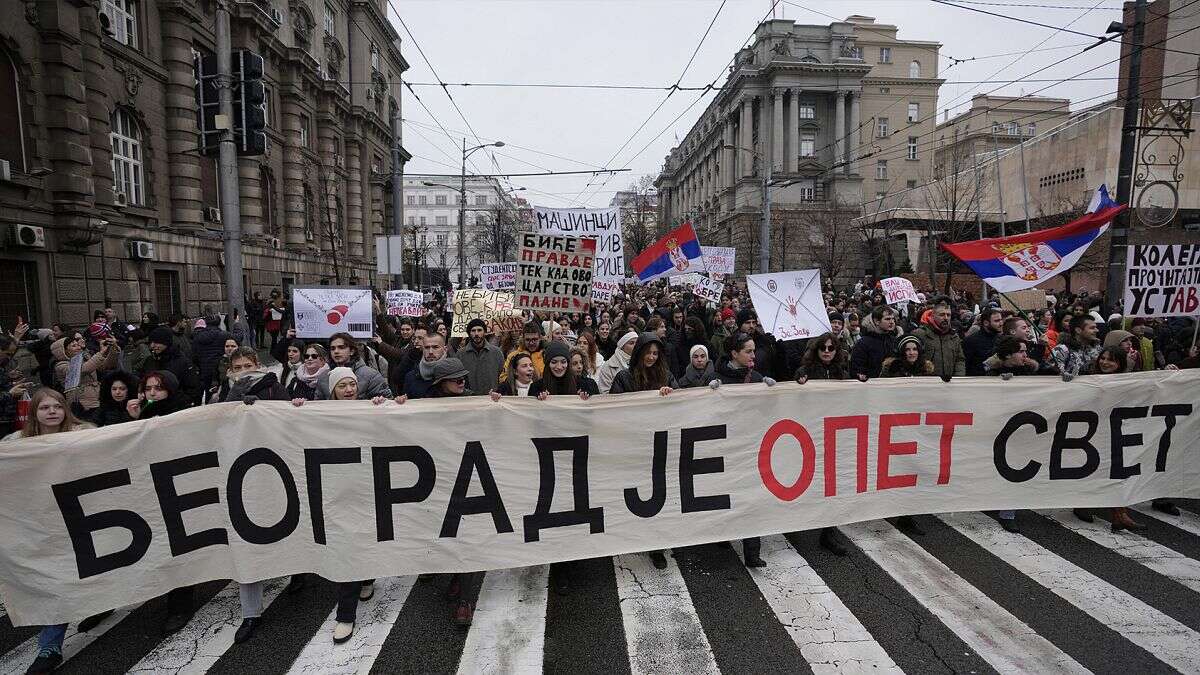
[763,377,777,387]
[1000,372,1013,381]
[242,395,259,405]
[1061,372,1075,382]
[940,374,952,383]
[709,379,721,390]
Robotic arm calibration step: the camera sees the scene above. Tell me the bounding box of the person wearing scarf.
[51,331,119,419]
[291,344,329,400]
[595,331,638,394]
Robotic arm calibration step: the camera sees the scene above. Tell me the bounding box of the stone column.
[160,6,204,228]
[238,158,264,236]
[36,2,94,222]
[346,139,365,259]
[771,90,784,173]
[281,97,307,248]
[79,4,114,211]
[788,89,801,173]
[740,98,754,177]
[848,91,861,176]
[834,90,847,174]
[722,120,735,191]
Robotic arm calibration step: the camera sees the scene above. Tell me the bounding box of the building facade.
[0,0,408,329]
[401,174,516,288]
[932,95,1071,180]
[655,16,942,279]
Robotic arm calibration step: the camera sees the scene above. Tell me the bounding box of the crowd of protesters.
[1,275,1197,673]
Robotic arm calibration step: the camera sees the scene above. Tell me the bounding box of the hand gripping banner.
[1,371,1198,625]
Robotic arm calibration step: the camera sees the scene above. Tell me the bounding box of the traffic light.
[194,52,220,155]
[232,50,267,156]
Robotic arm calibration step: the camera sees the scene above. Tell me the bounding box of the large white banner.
[1124,244,1200,318]
[533,206,624,280]
[1,372,1198,626]
[746,270,831,341]
[292,287,374,339]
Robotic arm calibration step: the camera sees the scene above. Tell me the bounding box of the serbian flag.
[631,221,704,283]
[942,184,1125,292]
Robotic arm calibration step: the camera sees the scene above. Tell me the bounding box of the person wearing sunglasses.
[794,333,853,556]
[288,343,328,401]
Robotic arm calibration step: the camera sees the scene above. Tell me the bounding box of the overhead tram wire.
[401,117,610,171]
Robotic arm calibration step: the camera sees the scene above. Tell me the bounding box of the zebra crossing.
[4,500,1200,674]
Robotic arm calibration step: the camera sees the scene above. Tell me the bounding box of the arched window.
[0,47,26,172]
[909,60,921,78]
[110,108,144,205]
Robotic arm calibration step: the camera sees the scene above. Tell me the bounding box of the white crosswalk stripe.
[736,534,901,674]
[612,552,719,675]
[1039,508,1200,595]
[0,607,134,675]
[1132,503,1200,538]
[456,566,549,674]
[287,576,416,674]
[942,511,1200,673]
[840,519,1089,674]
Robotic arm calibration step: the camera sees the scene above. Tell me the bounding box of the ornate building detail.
[23,0,38,26]
[290,2,313,47]
[114,63,143,98]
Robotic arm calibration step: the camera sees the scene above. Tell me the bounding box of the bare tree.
[621,175,658,260]
[314,165,345,284]
[469,205,525,264]
[1030,193,1099,294]
[921,141,985,295]
[797,197,863,285]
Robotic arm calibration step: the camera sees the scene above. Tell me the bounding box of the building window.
[907,103,919,123]
[435,216,448,226]
[436,233,448,247]
[298,114,310,148]
[800,134,814,157]
[907,137,918,160]
[110,108,144,205]
[475,195,488,206]
[797,180,815,201]
[879,87,890,94]
[420,234,427,248]
[876,160,888,180]
[153,269,182,318]
[263,169,278,236]
[1008,121,1019,135]
[879,47,892,63]
[418,195,427,205]
[370,43,380,71]
[798,104,815,119]
[435,195,447,205]
[102,0,139,49]
[877,117,889,137]
[0,47,27,173]
[909,60,921,78]
[406,195,415,205]
[907,179,917,189]
[407,216,415,225]
[323,1,336,36]
[263,85,274,129]
[1027,122,1037,136]
[419,216,426,226]
[876,192,887,199]
[992,121,1001,134]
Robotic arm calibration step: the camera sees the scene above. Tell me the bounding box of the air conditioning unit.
[268,7,283,25]
[129,240,155,260]
[0,159,10,182]
[12,224,45,248]
[114,191,128,207]
[334,154,345,169]
[205,206,222,222]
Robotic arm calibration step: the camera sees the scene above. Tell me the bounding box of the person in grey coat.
[678,344,716,388]
[456,318,504,395]
[315,332,393,400]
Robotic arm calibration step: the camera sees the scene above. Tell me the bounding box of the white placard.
[515,233,595,312]
[746,269,831,341]
[591,280,620,303]
[292,287,374,339]
[702,246,736,275]
[692,276,724,304]
[880,277,919,305]
[670,272,702,287]
[533,206,624,280]
[386,289,424,317]
[480,263,517,291]
[1124,244,1200,318]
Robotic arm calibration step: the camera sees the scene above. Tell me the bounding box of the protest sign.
[591,279,620,303]
[385,290,423,317]
[669,272,702,288]
[998,288,1047,313]
[533,206,624,279]
[702,246,736,276]
[515,233,596,312]
[450,288,524,337]
[692,276,724,304]
[880,277,919,305]
[480,263,517,291]
[2,371,1197,626]
[746,269,831,341]
[1123,244,1200,317]
[292,287,373,339]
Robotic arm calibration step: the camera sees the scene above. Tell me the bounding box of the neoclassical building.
[656,16,942,279]
[0,0,408,328]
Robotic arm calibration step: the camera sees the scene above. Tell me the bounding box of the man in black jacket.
[850,305,901,380]
[963,307,1003,376]
[192,313,232,395]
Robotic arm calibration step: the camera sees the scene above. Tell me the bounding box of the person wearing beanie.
[710,307,738,358]
[679,343,716,387]
[596,330,638,394]
[144,326,201,404]
[529,340,596,400]
[458,318,503,396]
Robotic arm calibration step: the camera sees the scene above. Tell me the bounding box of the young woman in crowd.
[271,335,305,393]
[878,336,933,535]
[678,344,715,387]
[492,353,536,397]
[574,328,602,376]
[94,371,139,427]
[596,321,616,360]
[529,342,597,400]
[793,333,852,556]
[51,330,120,421]
[209,336,241,403]
[569,348,601,394]
[288,343,327,401]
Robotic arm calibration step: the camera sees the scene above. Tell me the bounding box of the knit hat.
[896,335,923,354]
[690,344,708,359]
[429,358,469,387]
[617,331,639,351]
[194,318,207,330]
[88,322,112,340]
[466,318,488,333]
[148,326,175,348]
[544,340,571,364]
[1103,329,1134,348]
[720,308,735,321]
[828,311,845,323]
[327,366,356,395]
[1108,313,1123,324]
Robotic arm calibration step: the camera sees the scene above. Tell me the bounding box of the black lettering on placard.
[150,452,227,556]
[994,411,1046,482]
[1049,411,1100,480]
[440,441,513,538]
[372,445,436,542]
[52,470,152,579]
[523,436,604,542]
[680,425,730,513]
[1109,407,1148,479]
[1150,404,1193,471]
[624,430,668,518]
[304,447,361,544]
[228,448,300,545]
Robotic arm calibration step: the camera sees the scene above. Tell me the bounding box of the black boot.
[742,537,766,567]
[233,618,259,644]
[285,574,308,594]
[896,515,925,536]
[649,551,668,569]
[1152,500,1180,516]
[819,527,847,556]
[1072,508,1094,523]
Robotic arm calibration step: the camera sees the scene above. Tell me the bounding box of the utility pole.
[1104,0,1146,317]
[214,0,245,332]
[390,107,405,288]
[458,138,467,288]
[1018,137,1032,233]
[760,156,771,273]
[971,137,988,304]
[991,128,1007,237]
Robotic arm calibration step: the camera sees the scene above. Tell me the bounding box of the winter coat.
[1051,341,1103,377]
[221,371,288,403]
[880,356,937,377]
[528,375,599,398]
[609,332,680,394]
[850,315,902,379]
[51,339,119,411]
[316,358,392,400]
[137,370,190,419]
[500,345,545,383]
[794,359,849,382]
[910,322,966,379]
[963,327,1001,376]
[678,362,716,388]
[595,347,631,395]
[95,370,139,427]
[714,357,764,385]
[191,326,232,392]
[143,345,202,406]
[457,340,504,394]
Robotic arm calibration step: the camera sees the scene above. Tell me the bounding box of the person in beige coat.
[51,330,120,418]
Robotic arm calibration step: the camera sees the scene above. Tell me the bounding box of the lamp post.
[722,144,770,273]
[459,140,504,286]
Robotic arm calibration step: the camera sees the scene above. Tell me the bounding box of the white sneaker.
[333,621,354,643]
[358,582,374,601]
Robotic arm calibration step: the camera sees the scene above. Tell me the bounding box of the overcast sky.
[388,0,1128,208]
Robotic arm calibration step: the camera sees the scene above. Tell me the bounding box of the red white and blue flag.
[942,184,1125,293]
[631,221,704,283]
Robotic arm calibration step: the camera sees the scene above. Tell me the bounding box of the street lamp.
[458,139,504,286]
[723,144,770,273]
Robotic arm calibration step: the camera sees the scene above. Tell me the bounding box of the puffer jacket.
[316,358,392,400]
[51,338,119,411]
[850,315,902,379]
